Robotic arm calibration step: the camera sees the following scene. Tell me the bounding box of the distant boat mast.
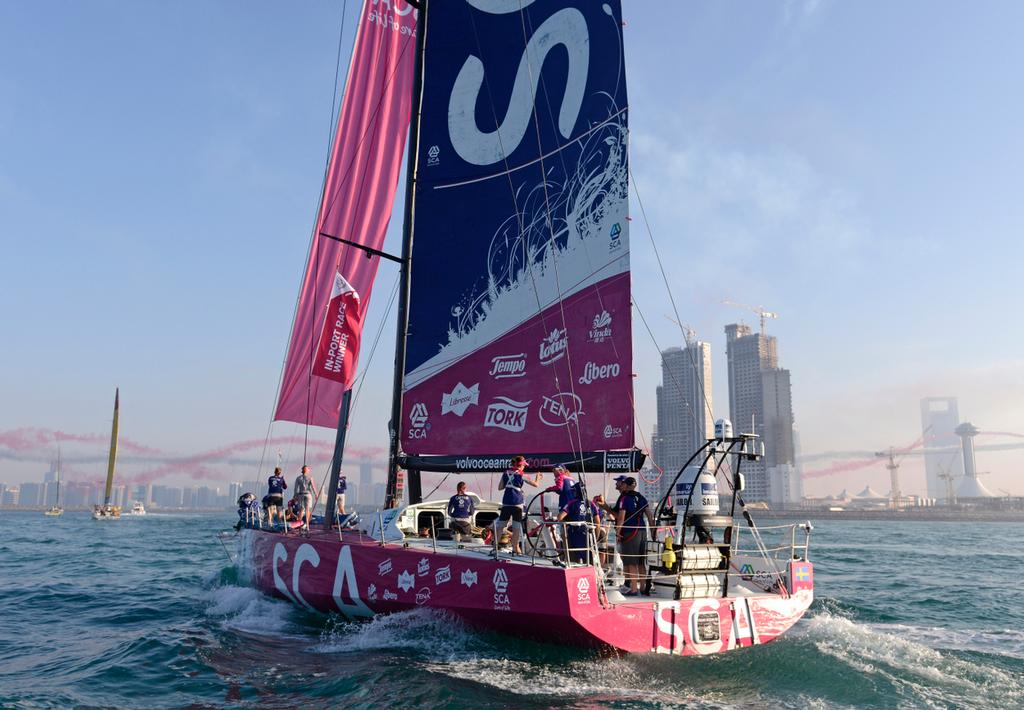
[104,388,119,507]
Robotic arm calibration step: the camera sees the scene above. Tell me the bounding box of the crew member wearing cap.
[544,466,577,509]
[614,476,654,596]
[596,475,629,517]
[494,455,542,555]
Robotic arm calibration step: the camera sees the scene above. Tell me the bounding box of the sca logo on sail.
[493,568,511,610]
[609,222,623,252]
[408,403,429,439]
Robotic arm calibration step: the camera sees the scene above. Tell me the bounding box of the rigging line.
[465,8,579,459]
[252,370,285,495]
[320,14,418,230]
[349,273,401,417]
[304,206,323,467]
[523,8,629,397]
[629,394,663,484]
[518,9,635,483]
[256,0,351,492]
[305,0,364,465]
[310,8,414,465]
[629,168,715,426]
[423,472,451,500]
[432,109,627,190]
[631,294,706,443]
[516,4,587,463]
[329,22,403,263]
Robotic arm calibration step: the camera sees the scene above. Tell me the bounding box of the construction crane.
[936,460,957,506]
[721,300,778,335]
[664,315,696,346]
[875,447,907,510]
[875,426,931,510]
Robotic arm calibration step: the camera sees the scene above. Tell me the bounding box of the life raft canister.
[676,469,720,516]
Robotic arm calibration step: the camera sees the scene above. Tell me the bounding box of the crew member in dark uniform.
[266,466,287,526]
[447,481,476,542]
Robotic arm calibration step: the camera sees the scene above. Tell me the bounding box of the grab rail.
[731,521,812,562]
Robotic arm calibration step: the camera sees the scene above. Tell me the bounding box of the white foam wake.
[204,585,299,635]
[799,613,1024,708]
[315,608,475,660]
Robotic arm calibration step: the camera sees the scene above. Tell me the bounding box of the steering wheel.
[524,489,561,559]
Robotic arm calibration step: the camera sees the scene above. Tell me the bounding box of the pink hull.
[240,529,814,655]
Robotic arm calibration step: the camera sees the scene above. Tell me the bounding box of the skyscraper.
[359,459,374,508]
[725,324,797,503]
[762,368,795,468]
[649,340,713,504]
[920,397,964,502]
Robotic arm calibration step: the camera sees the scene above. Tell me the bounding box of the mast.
[323,388,352,530]
[385,0,428,509]
[55,444,61,507]
[104,388,119,507]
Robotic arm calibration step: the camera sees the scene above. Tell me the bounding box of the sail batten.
[274,1,418,429]
[398,1,633,457]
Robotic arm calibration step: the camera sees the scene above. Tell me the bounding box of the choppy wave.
[795,612,1024,708]
[205,584,303,635]
[1,513,1022,708]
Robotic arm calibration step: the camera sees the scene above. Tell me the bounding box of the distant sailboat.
[93,389,122,521]
[43,445,64,517]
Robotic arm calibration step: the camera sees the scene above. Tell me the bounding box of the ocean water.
[1,512,1021,709]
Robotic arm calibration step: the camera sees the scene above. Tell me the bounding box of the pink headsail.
[275,1,417,428]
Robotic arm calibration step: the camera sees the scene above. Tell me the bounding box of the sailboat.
[43,445,64,517]
[238,0,814,655]
[93,389,122,520]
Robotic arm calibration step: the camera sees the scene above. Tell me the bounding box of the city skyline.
[5,320,1019,503]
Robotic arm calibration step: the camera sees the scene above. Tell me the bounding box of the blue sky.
[2,0,1022,497]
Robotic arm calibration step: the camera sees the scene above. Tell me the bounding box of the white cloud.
[782,0,826,30]
[630,128,869,283]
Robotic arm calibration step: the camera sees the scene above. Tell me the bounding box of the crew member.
[336,473,347,518]
[494,455,541,555]
[266,467,288,526]
[293,465,317,530]
[285,496,302,523]
[447,481,476,542]
[545,466,576,509]
[591,494,610,565]
[615,477,655,596]
[557,486,601,564]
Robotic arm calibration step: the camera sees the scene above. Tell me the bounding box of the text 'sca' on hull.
[239,529,813,655]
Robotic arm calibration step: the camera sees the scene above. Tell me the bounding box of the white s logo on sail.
[448,7,589,166]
